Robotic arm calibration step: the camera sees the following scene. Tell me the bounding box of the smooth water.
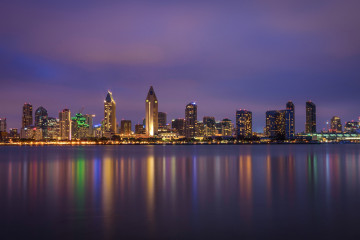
[1,145,360,239]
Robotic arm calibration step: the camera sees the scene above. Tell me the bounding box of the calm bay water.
[1,144,360,239]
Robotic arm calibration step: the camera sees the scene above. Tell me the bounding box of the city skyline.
[1,87,360,134]
[1,1,360,132]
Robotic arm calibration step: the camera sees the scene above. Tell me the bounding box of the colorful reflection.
[1,145,360,238]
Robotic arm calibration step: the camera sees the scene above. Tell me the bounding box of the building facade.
[203,116,216,136]
[0,118,6,132]
[104,91,117,136]
[35,106,48,138]
[158,112,167,130]
[286,101,295,139]
[305,101,316,133]
[266,110,286,139]
[120,120,132,136]
[72,113,89,140]
[236,110,252,138]
[145,86,158,136]
[22,103,33,128]
[185,102,197,138]
[171,118,185,136]
[59,109,71,140]
[221,118,233,137]
[330,116,342,133]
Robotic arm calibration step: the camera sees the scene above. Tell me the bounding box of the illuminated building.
[344,121,360,133]
[195,121,204,137]
[35,106,48,138]
[203,116,216,136]
[171,118,185,136]
[59,109,71,140]
[47,117,60,140]
[286,101,295,139]
[236,110,252,138]
[185,102,197,138]
[221,118,233,136]
[104,91,117,136]
[84,114,95,137]
[330,116,342,133]
[0,118,6,132]
[9,128,19,139]
[215,121,222,136]
[305,101,316,133]
[93,124,102,138]
[71,113,90,140]
[135,124,145,135]
[266,110,285,139]
[22,103,33,128]
[145,86,158,136]
[158,112,167,130]
[120,120,132,136]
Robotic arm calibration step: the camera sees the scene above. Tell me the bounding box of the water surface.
[1,145,360,239]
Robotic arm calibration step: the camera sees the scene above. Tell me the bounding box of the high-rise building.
[135,124,145,135]
[35,106,48,138]
[330,116,342,133]
[47,117,60,140]
[22,103,33,128]
[9,128,19,139]
[286,101,295,139]
[84,114,95,137]
[305,101,316,133]
[236,110,252,138]
[158,112,167,129]
[104,91,117,135]
[221,118,233,136]
[72,113,90,140]
[120,120,132,136]
[145,86,158,136]
[203,116,216,136]
[171,118,185,136]
[195,121,204,137]
[59,109,71,140]
[0,118,6,132]
[185,102,197,138]
[266,110,286,139]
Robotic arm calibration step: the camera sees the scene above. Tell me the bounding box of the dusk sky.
[1,0,360,132]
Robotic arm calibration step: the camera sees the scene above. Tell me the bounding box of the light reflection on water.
[1,145,360,239]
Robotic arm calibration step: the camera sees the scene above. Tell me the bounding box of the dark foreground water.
[1,145,360,239]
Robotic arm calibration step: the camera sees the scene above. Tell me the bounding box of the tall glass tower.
[185,102,197,138]
[145,86,158,136]
[305,101,316,133]
[104,91,117,135]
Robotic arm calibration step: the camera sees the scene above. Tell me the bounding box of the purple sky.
[1,0,360,132]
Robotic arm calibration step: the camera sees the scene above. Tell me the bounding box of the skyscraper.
[84,114,95,137]
[158,112,167,129]
[203,116,216,136]
[171,118,185,136]
[330,116,342,133]
[47,117,60,140]
[145,86,158,136]
[286,101,295,139]
[185,102,197,138]
[0,118,6,132]
[305,101,316,133]
[35,106,48,138]
[71,113,90,140]
[59,109,71,140]
[22,103,33,128]
[120,120,132,136]
[221,118,233,137]
[236,110,252,138]
[104,91,117,135]
[266,110,285,139]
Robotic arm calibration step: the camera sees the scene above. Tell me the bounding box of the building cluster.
[1,86,360,142]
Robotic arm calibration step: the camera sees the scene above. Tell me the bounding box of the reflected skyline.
[1,145,360,239]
